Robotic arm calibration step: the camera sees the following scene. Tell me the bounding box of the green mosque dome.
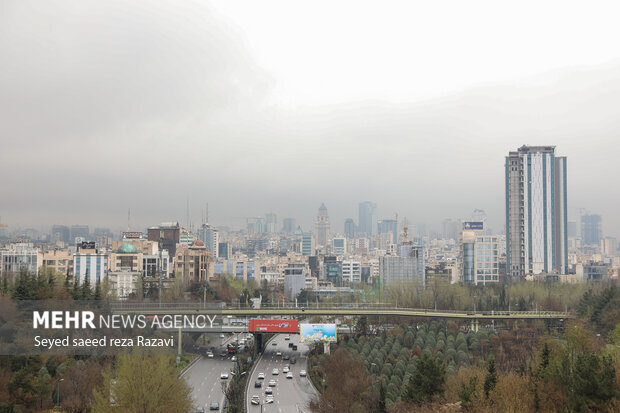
[117,243,138,254]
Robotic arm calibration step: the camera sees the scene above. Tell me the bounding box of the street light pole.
[56,378,64,412]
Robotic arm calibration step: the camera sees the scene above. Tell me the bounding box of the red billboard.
[248,319,298,333]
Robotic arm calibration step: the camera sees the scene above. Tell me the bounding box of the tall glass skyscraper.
[581,214,602,246]
[358,201,377,236]
[505,145,568,278]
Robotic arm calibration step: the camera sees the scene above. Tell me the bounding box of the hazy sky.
[1,0,619,237]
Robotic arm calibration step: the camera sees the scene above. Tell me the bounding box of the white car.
[284,336,290,340]
[276,351,282,357]
[265,387,273,395]
[231,356,237,362]
[251,395,260,405]
[282,366,289,373]
[220,372,229,379]
[268,379,276,387]
[265,395,274,404]
[272,368,279,375]
[206,351,213,358]
[219,334,225,338]
[286,372,293,379]
[299,370,307,377]
[257,373,265,380]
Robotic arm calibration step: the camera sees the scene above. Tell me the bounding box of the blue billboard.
[462,221,484,230]
[300,324,337,343]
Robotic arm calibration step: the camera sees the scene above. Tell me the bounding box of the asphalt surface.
[246,335,317,413]
[184,333,249,412]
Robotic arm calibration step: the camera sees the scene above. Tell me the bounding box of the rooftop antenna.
[186,196,190,231]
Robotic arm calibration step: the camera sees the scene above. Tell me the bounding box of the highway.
[246,334,317,413]
[183,333,240,412]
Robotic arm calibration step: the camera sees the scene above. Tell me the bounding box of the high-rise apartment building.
[459,230,499,285]
[378,219,398,244]
[332,237,346,256]
[315,203,330,248]
[301,233,314,256]
[379,244,425,286]
[342,260,362,284]
[282,218,296,234]
[581,214,602,246]
[70,225,90,243]
[199,224,219,259]
[51,225,70,244]
[358,202,377,236]
[505,145,568,278]
[265,213,277,233]
[344,218,356,239]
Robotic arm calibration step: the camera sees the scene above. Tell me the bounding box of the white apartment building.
[342,260,362,284]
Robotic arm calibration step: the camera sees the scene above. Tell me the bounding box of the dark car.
[283,354,290,360]
[292,345,298,351]
[288,342,294,348]
[290,357,297,364]
[254,380,262,388]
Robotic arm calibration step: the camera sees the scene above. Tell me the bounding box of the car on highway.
[209,401,219,411]
[284,335,290,340]
[206,351,213,358]
[299,370,307,377]
[265,395,274,404]
[276,351,282,357]
[283,366,289,373]
[290,357,297,364]
[195,407,205,413]
[283,354,290,360]
[271,341,277,346]
[286,372,293,379]
[254,380,262,388]
[251,395,260,405]
[272,368,279,375]
[257,372,265,380]
[219,334,225,338]
[288,342,294,348]
[231,356,237,362]
[292,345,298,351]
[265,387,273,395]
[220,372,229,379]
[268,379,277,387]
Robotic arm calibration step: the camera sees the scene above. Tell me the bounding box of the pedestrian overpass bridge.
[110,302,571,321]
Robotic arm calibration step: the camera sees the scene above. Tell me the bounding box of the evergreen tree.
[94,277,101,300]
[484,357,498,399]
[72,274,80,300]
[378,382,387,413]
[538,342,550,377]
[458,377,478,411]
[403,353,446,404]
[64,268,71,290]
[81,269,92,299]
[1,273,8,295]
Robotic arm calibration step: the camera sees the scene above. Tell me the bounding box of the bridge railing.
[108,301,569,317]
